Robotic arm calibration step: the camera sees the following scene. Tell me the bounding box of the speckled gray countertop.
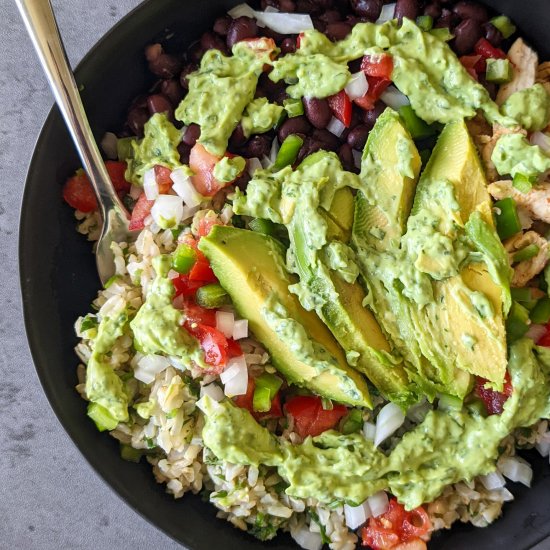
[1,2,180,548]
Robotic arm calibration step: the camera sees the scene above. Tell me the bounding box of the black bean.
[348,58,363,73]
[159,79,184,106]
[234,170,252,191]
[229,124,248,148]
[434,8,455,28]
[303,97,332,129]
[145,44,182,79]
[338,143,355,172]
[325,22,352,41]
[297,0,332,12]
[187,42,206,64]
[243,135,271,158]
[453,18,483,55]
[227,17,258,48]
[312,128,341,151]
[213,16,232,36]
[183,124,201,147]
[127,107,150,137]
[279,0,296,11]
[452,1,488,23]
[312,17,327,32]
[179,63,196,90]
[347,124,369,150]
[147,94,174,118]
[278,116,312,142]
[362,101,386,130]
[261,0,280,9]
[350,0,383,21]
[394,0,420,22]
[280,37,297,54]
[423,3,442,19]
[263,26,286,44]
[177,142,191,164]
[483,22,504,47]
[200,31,228,53]
[479,75,497,100]
[297,138,324,163]
[319,9,343,23]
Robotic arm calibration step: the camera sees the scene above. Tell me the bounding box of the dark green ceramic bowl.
[19,1,550,548]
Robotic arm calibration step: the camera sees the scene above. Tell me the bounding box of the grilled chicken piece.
[505,231,549,287]
[488,180,550,224]
[477,125,525,181]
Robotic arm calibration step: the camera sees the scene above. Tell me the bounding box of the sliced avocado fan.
[199,225,372,408]
[353,110,509,392]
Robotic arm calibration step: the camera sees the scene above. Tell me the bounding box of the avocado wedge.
[199,225,372,407]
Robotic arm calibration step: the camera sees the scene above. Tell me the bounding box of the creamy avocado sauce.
[213,155,246,183]
[241,97,284,137]
[85,301,130,422]
[125,113,182,186]
[201,339,550,509]
[176,40,275,156]
[492,133,550,179]
[501,83,550,132]
[130,256,208,368]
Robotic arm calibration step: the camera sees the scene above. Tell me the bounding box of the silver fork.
[17,0,135,285]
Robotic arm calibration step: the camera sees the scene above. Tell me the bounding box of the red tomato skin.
[189,143,223,196]
[328,90,353,127]
[188,258,218,283]
[354,77,391,111]
[475,371,513,415]
[172,275,205,297]
[197,216,222,238]
[184,321,228,369]
[285,395,347,438]
[62,172,98,212]
[128,192,154,231]
[227,338,243,358]
[105,161,131,194]
[154,165,173,187]
[233,378,283,420]
[537,323,550,347]
[361,53,394,79]
[474,38,507,60]
[182,299,217,327]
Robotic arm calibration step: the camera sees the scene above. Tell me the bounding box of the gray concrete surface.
[0,2,180,548]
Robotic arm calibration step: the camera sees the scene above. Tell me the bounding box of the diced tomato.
[285,395,347,438]
[184,322,228,369]
[459,55,483,79]
[239,37,278,60]
[182,299,217,327]
[172,274,206,297]
[233,378,284,420]
[128,192,154,231]
[361,499,431,550]
[189,144,225,197]
[361,53,394,79]
[105,161,131,195]
[354,77,391,112]
[475,371,513,415]
[62,171,98,212]
[197,216,222,238]
[297,32,305,49]
[474,38,507,61]
[537,322,550,347]
[328,90,353,127]
[226,338,243,358]
[188,258,217,283]
[153,164,173,188]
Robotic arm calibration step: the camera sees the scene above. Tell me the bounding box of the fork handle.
[16,0,128,219]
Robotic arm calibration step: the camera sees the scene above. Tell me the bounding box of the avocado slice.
[199,225,372,407]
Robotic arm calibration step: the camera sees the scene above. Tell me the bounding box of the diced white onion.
[248,157,263,177]
[171,167,203,208]
[143,168,159,200]
[536,431,550,457]
[129,184,142,200]
[167,269,179,280]
[216,310,235,338]
[254,10,314,35]
[406,400,430,424]
[479,471,506,491]
[261,155,272,169]
[221,356,248,397]
[363,421,376,441]
[530,131,550,154]
[526,323,546,343]
[352,149,362,169]
[101,132,118,160]
[269,137,280,165]
[495,487,515,502]
[368,491,389,518]
[134,354,170,384]
[228,3,256,18]
[376,3,396,23]
[151,195,184,228]
[380,85,410,110]
[200,383,225,402]
[290,525,323,550]
[345,71,369,101]
[344,501,372,529]
[498,456,533,487]
[327,116,346,137]
[374,402,405,447]
[232,319,249,341]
